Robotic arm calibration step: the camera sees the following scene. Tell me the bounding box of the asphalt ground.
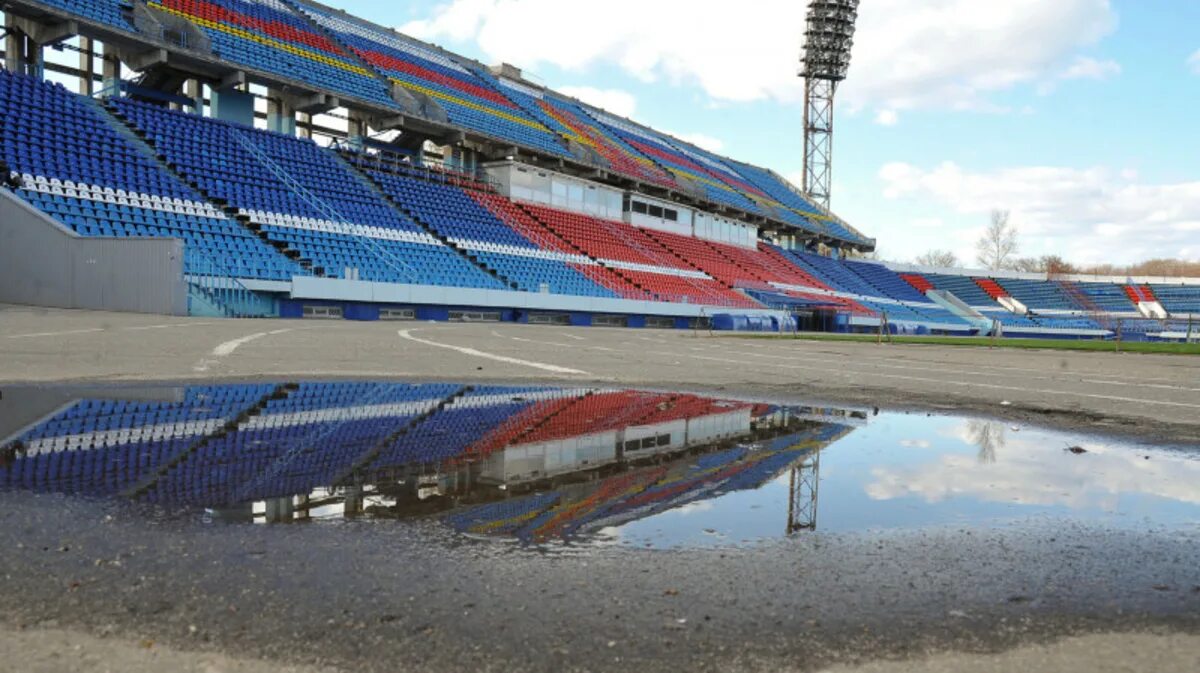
[1,304,1198,672]
[1,305,1198,444]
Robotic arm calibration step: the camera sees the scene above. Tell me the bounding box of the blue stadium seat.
[110,97,506,289]
[0,71,301,280]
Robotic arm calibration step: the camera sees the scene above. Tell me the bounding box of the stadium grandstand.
[0,380,853,530]
[0,0,1197,342]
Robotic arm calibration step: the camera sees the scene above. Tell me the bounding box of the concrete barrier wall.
[290,275,789,319]
[0,188,186,315]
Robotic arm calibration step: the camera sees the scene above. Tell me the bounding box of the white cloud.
[1038,56,1121,94]
[877,161,1200,265]
[1058,56,1122,81]
[868,422,1200,510]
[874,109,900,126]
[663,131,725,153]
[556,86,637,118]
[1189,49,1200,74]
[401,0,1117,118]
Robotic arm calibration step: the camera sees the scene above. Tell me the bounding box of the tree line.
[909,210,1200,278]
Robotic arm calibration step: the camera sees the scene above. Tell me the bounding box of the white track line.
[399,329,589,375]
[124,322,214,331]
[195,329,292,372]
[5,328,105,339]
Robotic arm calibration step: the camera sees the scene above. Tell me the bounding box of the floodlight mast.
[800,0,859,212]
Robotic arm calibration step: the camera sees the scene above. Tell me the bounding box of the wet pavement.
[0,381,1198,672]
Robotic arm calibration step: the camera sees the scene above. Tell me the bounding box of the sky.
[321,0,1196,265]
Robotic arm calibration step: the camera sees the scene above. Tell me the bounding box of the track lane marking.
[400,329,589,375]
[194,329,292,372]
[5,328,106,339]
[124,322,215,331]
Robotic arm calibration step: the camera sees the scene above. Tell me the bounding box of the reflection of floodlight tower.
[800,0,860,211]
[787,451,821,533]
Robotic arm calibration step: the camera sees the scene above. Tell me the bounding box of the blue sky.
[331,1,1195,264]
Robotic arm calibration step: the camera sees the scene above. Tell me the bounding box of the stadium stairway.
[334,385,472,485]
[335,153,521,291]
[94,98,302,317]
[100,97,310,275]
[122,382,299,499]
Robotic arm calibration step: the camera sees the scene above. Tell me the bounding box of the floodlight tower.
[800,0,860,210]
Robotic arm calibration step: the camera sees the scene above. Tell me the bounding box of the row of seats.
[6,72,1195,323]
[294,0,570,157]
[35,0,863,245]
[520,204,758,307]
[539,93,678,187]
[0,71,302,278]
[148,0,397,108]
[612,128,768,215]
[110,96,505,288]
[36,0,132,32]
[2,383,761,509]
[358,161,618,297]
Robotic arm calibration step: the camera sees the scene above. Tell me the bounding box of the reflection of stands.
[123,384,297,498]
[1,383,859,534]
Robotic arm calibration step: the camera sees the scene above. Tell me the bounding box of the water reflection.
[0,383,859,540]
[1,383,1196,548]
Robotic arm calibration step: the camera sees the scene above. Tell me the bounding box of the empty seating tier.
[292,1,570,158]
[519,204,760,308]
[353,158,619,298]
[0,71,300,279]
[1151,285,1200,314]
[110,97,504,289]
[538,94,677,187]
[37,0,134,32]
[147,0,396,107]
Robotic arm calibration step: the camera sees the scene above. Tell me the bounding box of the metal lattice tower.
[787,451,821,533]
[800,0,860,210]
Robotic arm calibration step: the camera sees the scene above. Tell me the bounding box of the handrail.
[185,248,268,318]
[227,127,420,280]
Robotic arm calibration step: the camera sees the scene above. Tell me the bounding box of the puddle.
[1,382,1196,549]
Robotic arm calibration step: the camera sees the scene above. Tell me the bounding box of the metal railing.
[185,249,271,318]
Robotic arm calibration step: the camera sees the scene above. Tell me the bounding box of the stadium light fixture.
[800,0,859,213]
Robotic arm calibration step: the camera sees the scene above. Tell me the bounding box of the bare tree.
[914,249,959,268]
[1011,254,1079,274]
[966,420,1006,464]
[976,210,1019,270]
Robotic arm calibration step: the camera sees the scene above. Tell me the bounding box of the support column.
[296,111,312,140]
[266,89,295,135]
[3,19,41,77]
[347,110,370,149]
[185,79,203,114]
[342,486,364,518]
[100,42,120,97]
[3,14,14,72]
[264,496,295,523]
[78,37,95,95]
